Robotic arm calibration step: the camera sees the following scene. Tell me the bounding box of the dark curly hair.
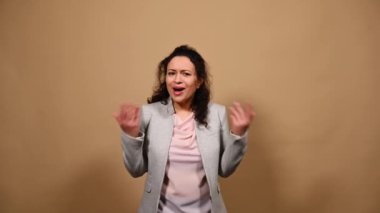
[147,45,211,126]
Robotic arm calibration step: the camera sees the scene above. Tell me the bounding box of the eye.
[183,72,192,76]
[167,71,175,76]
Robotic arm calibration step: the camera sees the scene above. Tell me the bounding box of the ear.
[197,79,203,89]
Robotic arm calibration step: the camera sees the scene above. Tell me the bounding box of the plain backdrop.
[1,0,379,212]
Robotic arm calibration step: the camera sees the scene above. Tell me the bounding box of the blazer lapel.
[154,99,175,169]
[195,124,214,174]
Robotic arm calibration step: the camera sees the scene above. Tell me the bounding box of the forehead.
[167,56,195,71]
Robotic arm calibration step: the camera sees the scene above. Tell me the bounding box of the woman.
[113,45,255,213]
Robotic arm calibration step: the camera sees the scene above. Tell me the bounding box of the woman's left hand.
[229,101,256,136]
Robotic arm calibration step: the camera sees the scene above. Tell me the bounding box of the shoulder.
[208,102,226,111]
[208,102,228,120]
[141,101,163,111]
[141,101,171,117]
[139,101,168,126]
[208,102,227,113]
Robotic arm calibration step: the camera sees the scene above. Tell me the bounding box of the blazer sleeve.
[218,105,248,177]
[120,106,150,178]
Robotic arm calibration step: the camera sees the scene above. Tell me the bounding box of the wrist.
[230,127,247,136]
[122,128,140,138]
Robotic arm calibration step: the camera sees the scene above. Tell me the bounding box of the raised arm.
[219,102,255,177]
[113,103,147,177]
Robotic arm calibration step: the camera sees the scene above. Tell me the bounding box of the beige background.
[1,0,379,212]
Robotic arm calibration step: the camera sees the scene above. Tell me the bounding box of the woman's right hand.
[113,103,141,137]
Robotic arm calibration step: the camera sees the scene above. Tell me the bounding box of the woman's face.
[166,56,201,109]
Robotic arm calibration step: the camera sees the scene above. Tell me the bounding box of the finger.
[120,103,130,121]
[112,111,119,118]
[132,107,140,122]
[125,105,133,120]
[112,111,121,123]
[124,104,137,120]
[232,102,245,120]
[229,107,238,124]
[229,105,239,120]
[120,105,129,121]
[229,106,244,129]
[242,103,254,120]
[229,111,239,126]
[235,101,246,116]
[245,103,256,121]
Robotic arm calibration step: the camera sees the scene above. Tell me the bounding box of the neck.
[173,102,191,112]
[172,101,192,117]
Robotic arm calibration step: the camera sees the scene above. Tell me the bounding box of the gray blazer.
[121,99,248,213]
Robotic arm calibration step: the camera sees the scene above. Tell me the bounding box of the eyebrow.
[167,69,191,72]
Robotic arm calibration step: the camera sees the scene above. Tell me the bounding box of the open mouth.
[173,87,185,95]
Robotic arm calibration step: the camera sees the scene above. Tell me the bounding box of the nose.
[174,73,182,83]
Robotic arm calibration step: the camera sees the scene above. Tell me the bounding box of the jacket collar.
[164,97,209,131]
[164,98,175,116]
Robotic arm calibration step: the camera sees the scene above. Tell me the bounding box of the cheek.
[189,81,199,91]
[165,82,171,91]
[165,76,172,86]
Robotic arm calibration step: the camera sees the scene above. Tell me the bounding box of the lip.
[172,86,185,96]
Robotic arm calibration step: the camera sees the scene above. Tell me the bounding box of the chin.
[171,98,183,104]
[171,97,186,105]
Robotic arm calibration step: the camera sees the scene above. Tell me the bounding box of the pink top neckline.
[158,112,211,212]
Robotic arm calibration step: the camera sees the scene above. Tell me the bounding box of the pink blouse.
[158,112,211,213]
